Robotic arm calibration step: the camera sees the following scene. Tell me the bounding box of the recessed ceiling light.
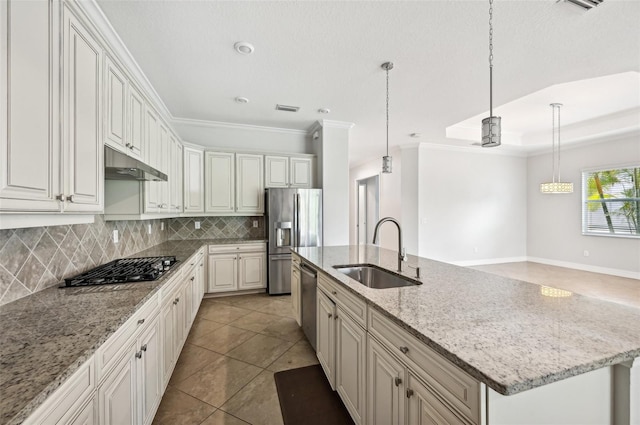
[318,108,331,114]
[234,41,254,55]
[235,97,249,104]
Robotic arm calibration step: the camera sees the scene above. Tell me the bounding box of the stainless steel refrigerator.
[265,188,322,295]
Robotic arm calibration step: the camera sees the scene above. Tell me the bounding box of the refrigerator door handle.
[293,193,299,247]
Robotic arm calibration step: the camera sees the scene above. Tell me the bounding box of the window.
[583,166,640,237]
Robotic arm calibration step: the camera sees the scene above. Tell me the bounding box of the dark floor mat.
[274,364,355,425]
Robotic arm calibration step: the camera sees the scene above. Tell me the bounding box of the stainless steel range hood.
[104,146,167,181]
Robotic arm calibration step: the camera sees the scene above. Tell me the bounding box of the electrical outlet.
[112,229,119,244]
[583,250,590,257]
[195,221,201,230]
[160,222,165,231]
[147,224,152,234]
[253,220,258,228]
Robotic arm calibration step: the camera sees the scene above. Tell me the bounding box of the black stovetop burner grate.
[64,256,177,287]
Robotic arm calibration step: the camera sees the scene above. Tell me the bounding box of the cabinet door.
[144,106,159,169]
[236,153,264,214]
[291,263,301,326]
[316,289,336,389]
[104,56,127,151]
[62,6,103,212]
[0,0,61,212]
[99,346,137,425]
[238,252,265,290]
[68,398,97,425]
[407,372,466,425]
[174,284,187,351]
[205,151,235,213]
[160,301,175,389]
[368,336,405,425]
[170,137,183,212]
[184,146,204,213]
[265,155,289,188]
[127,83,144,159]
[207,254,238,293]
[290,157,313,188]
[336,306,367,424]
[157,124,169,211]
[174,141,183,213]
[138,318,161,425]
[183,276,194,333]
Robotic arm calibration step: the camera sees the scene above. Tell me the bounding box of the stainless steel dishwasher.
[300,262,318,351]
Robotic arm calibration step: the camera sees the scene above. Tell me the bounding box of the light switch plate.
[253,220,258,228]
[112,229,119,244]
[147,224,152,234]
[161,222,165,231]
[195,221,201,229]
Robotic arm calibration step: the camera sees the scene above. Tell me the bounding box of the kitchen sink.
[333,264,421,289]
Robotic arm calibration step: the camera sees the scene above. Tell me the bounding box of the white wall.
[527,135,640,276]
[349,149,402,251]
[419,145,528,263]
[173,120,313,154]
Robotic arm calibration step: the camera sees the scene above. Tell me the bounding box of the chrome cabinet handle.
[328,313,332,318]
[56,194,64,201]
[399,346,409,354]
[137,319,145,325]
[191,277,195,281]
[173,297,179,305]
[135,351,142,359]
[406,389,414,398]
[331,291,337,296]
[334,314,338,321]
[395,377,402,387]
[126,143,131,148]
[66,195,75,202]
[141,344,147,352]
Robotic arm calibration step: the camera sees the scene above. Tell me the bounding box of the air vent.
[276,104,300,112]
[564,0,603,10]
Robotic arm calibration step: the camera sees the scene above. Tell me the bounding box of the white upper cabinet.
[144,106,159,170]
[183,146,204,213]
[0,0,61,212]
[265,155,314,189]
[104,56,127,152]
[205,152,235,213]
[170,137,183,213]
[61,5,103,212]
[127,83,144,160]
[236,153,264,214]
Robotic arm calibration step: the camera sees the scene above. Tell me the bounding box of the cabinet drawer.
[24,357,95,425]
[96,293,159,381]
[292,253,301,267]
[368,308,480,424]
[208,243,265,254]
[318,272,367,329]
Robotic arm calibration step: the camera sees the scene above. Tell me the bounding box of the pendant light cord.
[386,65,390,157]
[552,105,557,183]
[488,0,494,137]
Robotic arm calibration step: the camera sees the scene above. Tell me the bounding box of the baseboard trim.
[449,256,528,267]
[526,257,640,280]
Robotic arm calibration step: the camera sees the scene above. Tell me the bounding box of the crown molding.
[317,120,356,130]
[171,117,308,136]
[402,142,527,158]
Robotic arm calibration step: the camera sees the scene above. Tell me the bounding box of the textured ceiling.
[96,0,640,161]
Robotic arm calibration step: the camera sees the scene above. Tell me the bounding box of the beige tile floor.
[153,294,319,425]
[471,261,640,309]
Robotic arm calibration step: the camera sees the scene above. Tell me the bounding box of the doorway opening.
[356,175,380,246]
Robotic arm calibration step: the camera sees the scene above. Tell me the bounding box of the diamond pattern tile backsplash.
[167,216,265,241]
[0,216,168,307]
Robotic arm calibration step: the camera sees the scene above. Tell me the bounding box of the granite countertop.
[0,238,264,425]
[293,245,640,396]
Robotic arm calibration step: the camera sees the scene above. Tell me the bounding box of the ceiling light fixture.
[234,41,254,55]
[235,97,249,104]
[481,0,501,148]
[275,104,299,112]
[381,61,394,173]
[540,103,573,194]
[318,108,331,114]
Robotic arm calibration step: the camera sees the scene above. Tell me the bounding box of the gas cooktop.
[63,256,177,287]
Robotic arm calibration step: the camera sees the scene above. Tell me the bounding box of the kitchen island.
[293,245,640,424]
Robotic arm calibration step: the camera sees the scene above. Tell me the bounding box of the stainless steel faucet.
[372,217,406,272]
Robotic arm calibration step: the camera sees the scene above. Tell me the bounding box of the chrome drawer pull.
[328,313,332,318]
[395,377,402,386]
[399,346,409,355]
[135,351,142,359]
[137,319,145,325]
[331,291,337,295]
[406,389,414,398]
[141,344,147,352]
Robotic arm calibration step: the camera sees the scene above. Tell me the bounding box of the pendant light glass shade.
[540,103,573,194]
[381,62,393,173]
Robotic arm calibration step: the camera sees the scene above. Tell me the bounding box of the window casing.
[582,166,640,238]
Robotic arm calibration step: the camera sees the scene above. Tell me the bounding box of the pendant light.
[540,103,573,194]
[481,0,501,147]
[381,62,393,173]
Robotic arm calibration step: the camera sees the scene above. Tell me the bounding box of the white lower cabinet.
[207,244,266,293]
[291,254,302,326]
[368,336,405,425]
[316,285,367,425]
[98,346,136,425]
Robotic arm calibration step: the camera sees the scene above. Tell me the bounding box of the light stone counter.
[0,238,265,425]
[293,245,640,396]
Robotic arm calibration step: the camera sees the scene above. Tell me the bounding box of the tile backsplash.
[167,216,265,240]
[0,216,167,307]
